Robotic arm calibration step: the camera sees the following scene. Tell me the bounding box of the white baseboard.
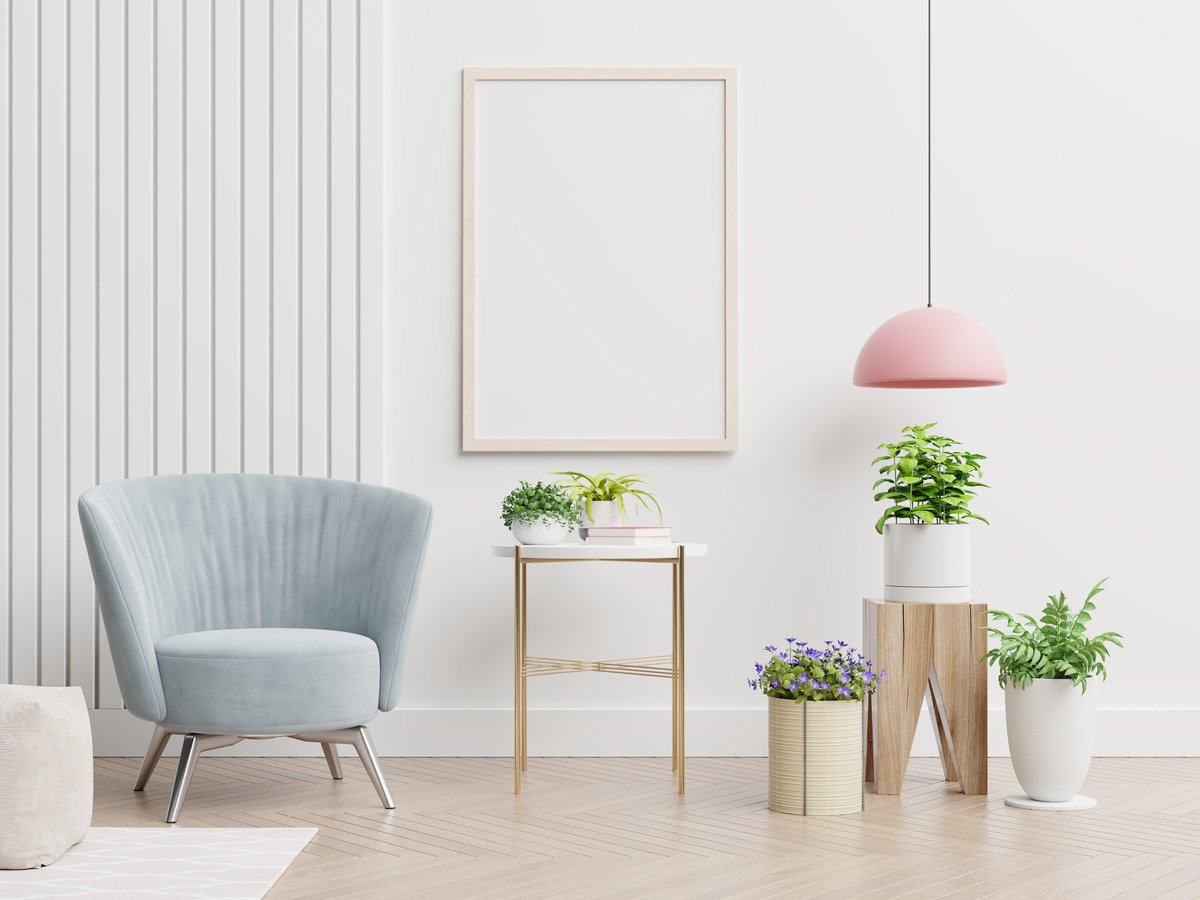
[90,708,1200,757]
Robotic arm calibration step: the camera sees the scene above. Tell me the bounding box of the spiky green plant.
[551,471,662,524]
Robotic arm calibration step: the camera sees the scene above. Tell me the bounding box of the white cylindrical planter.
[511,518,570,546]
[768,697,863,816]
[583,500,620,527]
[883,523,971,602]
[579,500,620,538]
[1004,678,1098,810]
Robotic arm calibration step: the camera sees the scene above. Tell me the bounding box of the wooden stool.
[863,598,987,795]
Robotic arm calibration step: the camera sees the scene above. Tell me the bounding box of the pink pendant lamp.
[853,0,1006,389]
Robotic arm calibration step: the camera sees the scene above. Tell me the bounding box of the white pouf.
[0,685,93,869]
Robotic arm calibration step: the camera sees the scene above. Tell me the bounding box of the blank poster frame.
[462,67,738,452]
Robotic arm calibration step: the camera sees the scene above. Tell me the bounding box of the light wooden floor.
[93,755,1200,899]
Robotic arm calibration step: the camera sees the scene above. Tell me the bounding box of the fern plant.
[551,471,663,523]
[872,422,989,534]
[983,579,1123,693]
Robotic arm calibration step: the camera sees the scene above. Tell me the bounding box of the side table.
[492,542,708,796]
[863,597,988,795]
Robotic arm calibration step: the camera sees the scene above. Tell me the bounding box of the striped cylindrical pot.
[768,697,864,815]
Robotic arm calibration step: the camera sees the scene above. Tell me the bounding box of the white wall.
[6,0,1199,757]
[0,0,385,711]
[382,0,1200,756]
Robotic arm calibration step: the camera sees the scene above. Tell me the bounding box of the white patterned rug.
[0,828,316,899]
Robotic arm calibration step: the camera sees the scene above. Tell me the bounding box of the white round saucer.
[1004,794,1097,811]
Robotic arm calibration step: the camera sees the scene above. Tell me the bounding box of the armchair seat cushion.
[155,628,380,735]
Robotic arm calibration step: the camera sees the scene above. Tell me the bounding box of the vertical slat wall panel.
[241,0,270,475]
[183,0,212,474]
[328,0,355,482]
[270,0,299,477]
[38,0,68,687]
[1,0,382,709]
[126,0,154,481]
[94,0,124,710]
[0,0,12,685]
[155,0,184,478]
[358,0,383,484]
[299,0,327,477]
[212,0,241,473]
[9,0,40,688]
[66,0,96,705]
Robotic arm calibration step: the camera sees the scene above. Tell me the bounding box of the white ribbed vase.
[768,698,863,816]
[1005,679,1097,802]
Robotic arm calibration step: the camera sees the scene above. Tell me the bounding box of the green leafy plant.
[747,639,884,702]
[872,422,990,534]
[983,579,1123,692]
[551,471,662,523]
[500,481,581,528]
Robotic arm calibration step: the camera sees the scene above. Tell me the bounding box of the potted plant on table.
[500,481,581,545]
[552,471,662,535]
[873,422,989,602]
[747,640,883,815]
[984,578,1123,810]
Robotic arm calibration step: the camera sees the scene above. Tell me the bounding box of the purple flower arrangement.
[747,639,885,702]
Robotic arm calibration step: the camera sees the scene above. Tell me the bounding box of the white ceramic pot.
[579,499,620,539]
[883,523,971,602]
[1005,678,1098,802]
[768,697,863,816]
[510,518,570,546]
[582,500,621,527]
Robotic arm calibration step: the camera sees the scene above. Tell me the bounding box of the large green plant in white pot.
[873,423,989,602]
[985,579,1123,811]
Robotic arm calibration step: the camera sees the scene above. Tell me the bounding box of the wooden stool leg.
[869,602,934,794]
[928,675,959,783]
[864,693,875,784]
[931,604,988,795]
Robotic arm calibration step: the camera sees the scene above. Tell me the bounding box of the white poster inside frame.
[463,67,737,452]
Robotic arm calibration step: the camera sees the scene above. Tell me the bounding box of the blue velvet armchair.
[78,474,432,822]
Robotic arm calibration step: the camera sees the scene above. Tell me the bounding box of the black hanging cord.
[927,0,933,308]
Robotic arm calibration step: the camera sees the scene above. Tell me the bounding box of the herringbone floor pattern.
[92,756,1200,899]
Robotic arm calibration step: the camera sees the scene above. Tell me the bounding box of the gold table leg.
[677,545,686,795]
[513,550,686,796]
[672,558,679,772]
[514,547,523,795]
[521,559,528,773]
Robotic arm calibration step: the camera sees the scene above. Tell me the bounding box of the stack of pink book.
[584,525,673,546]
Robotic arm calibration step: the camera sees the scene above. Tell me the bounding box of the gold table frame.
[512,544,687,796]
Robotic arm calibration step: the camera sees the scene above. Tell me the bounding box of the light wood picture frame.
[462,67,737,452]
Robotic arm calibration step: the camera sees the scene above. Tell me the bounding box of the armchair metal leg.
[134,726,172,791]
[293,726,395,810]
[154,726,390,821]
[348,726,395,809]
[166,735,202,824]
[321,742,343,780]
[164,733,244,824]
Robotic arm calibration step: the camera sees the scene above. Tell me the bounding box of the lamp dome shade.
[853,306,1006,388]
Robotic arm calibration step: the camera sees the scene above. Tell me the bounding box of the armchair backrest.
[79,474,432,722]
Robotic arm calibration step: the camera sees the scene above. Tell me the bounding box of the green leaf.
[981,579,1121,689]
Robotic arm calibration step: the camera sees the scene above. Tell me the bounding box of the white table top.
[492,542,707,559]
